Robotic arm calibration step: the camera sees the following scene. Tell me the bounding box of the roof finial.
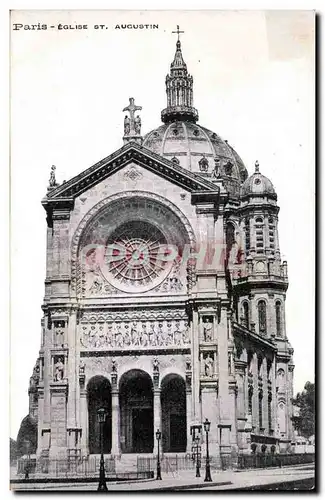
[48,165,58,190]
[172,25,184,43]
[122,97,143,145]
[255,160,260,173]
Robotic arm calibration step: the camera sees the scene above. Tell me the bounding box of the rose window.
[103,220,173,292]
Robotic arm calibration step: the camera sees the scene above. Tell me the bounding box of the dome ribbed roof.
[240,161,276,198]
[143,121,248,197]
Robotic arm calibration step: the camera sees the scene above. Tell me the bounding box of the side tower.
[234,161,294,450]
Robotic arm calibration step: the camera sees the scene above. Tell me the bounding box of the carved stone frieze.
[80,308,188,323]
[80,318,190,350]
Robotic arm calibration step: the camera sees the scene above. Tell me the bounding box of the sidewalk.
[11,464,315,491]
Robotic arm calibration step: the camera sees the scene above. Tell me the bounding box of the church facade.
[27,34,295,465]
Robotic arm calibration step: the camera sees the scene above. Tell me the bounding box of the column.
[67,311,77,429]
[271,356,277,435]
[192,311,200,421]
[186,388,192,453]
[235,362,248,452]
[111,389,120,455]
[262,358,269,433]
[251,352,258,433]
[153,389,162,454]
[201,387,218,457]
[79,391,88,456]
[217,308,232,455]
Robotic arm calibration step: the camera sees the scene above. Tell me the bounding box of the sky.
[9,9,315,439]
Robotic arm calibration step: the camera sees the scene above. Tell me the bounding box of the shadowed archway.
[119,369,154,453]
[161,374,187,452]
[87,376,112,454]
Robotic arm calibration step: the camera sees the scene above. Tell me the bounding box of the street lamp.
[155,429,162,480]
[194,436,201,478]
[203,418,212,482]
[97,407,108,492]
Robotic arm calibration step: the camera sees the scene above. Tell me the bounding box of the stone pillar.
[271,356,277,435]
[262,358,269,433]
[43,314,52,427]
[251,352,259,433]
[192,311,200,421]
[201,387,219,457]
[287,364,295,441]
[186,389,192,453]
[235,361,249,453]
[79,390,88,456]
[111,389,120,455]
[218,307,232,455]
[67,311,77,429]
[153,389,162,455]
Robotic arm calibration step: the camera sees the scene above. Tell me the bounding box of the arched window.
[258,300,267,335]
[245,218,250,254]
[268,217,275,252]
[275,301,282,337]
[242,301,249,328]
[255,216,264,254]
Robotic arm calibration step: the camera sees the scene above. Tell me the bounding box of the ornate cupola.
[161,26,199,124]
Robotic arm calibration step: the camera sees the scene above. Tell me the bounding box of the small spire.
[255,160,260,173]
[161,27,198,124]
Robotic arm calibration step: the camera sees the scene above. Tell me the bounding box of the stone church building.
[26,34,295,465]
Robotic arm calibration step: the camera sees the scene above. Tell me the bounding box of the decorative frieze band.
[80,318,190,350]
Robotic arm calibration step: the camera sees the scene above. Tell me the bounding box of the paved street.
[11,463,315,491]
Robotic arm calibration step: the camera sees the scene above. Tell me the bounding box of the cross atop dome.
[172,25,184,42]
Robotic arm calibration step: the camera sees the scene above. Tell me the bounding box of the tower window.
[245,219,250,254]
[255,219,264,254]
[269,217,275,252]
[275,301,282,337]
[242,301,249,328]
[258,300,267,335]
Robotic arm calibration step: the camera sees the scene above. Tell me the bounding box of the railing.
[237,453,315,470]
[17,456,116,478]
[137,454,195,474]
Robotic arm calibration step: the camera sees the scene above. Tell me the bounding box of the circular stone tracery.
[105,220,171,291]
[77,193,194,295]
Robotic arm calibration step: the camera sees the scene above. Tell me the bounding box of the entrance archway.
[119,370,154,453]
[87,376,112,454]
[161,374,187,452]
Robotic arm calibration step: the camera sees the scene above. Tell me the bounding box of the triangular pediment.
[43,142,218,205]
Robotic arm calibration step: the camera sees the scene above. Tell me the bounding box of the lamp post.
[155,429,162,480]
[203,418,212,482]
[97,407,108,492]
[194,436,201,478]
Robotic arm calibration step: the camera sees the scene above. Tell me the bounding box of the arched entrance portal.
[87,376,112,454]
[119,370,154,453]
[161,374,187,452]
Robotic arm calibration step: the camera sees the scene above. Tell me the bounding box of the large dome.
[141,38,248,198]
[143,121,248,197]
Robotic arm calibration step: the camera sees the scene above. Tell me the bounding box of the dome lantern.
[161,26,199,124]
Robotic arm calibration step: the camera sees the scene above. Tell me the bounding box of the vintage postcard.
[10,10,315,491]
